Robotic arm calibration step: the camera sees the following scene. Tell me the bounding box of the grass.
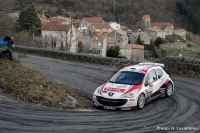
[0,55,92,109]
[160,39,200,59]
[185,40,199,48]
[165,48,200,59]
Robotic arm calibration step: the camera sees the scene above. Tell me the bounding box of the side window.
[145,69,157,85]
[156,69,163,79]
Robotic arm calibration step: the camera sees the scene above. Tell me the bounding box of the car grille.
[96,96,127,106]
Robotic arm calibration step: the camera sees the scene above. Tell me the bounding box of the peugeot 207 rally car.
[93,62,174,110]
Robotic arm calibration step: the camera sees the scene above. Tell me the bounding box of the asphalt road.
[81,34,91,54]
[0,54,199,133]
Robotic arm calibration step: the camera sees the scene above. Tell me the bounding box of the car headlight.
[121,89,139,98]
[98,88,102,95]
[96,85,103,95]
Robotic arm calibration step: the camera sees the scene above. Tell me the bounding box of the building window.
[45,35,47,38]
[116,26,118,29]
[90,50,102,55]
[98,42,101,47]
[118,40,120,43]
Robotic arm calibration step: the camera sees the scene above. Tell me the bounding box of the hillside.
[0,55,91,109]
[1,0,194,31]
[1,0,200,45]
[23,0,190,31]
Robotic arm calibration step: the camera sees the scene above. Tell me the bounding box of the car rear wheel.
[166,83,173,97]
[137,94,145,109]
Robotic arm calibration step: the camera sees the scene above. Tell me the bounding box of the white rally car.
[93,62,174,110]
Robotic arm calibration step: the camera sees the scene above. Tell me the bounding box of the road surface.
[0,54,199,133]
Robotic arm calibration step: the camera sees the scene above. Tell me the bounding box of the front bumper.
[93,95,137,110]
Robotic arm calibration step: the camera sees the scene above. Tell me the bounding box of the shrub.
[107,45,120,57]
[154,37,163,47]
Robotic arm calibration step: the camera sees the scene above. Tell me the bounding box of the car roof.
[121,62,164,74]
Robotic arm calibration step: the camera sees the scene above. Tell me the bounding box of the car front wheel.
[137,94,145,109]
[166,83,173,97]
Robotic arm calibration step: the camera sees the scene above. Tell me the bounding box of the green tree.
[18,4,41,31]
[154,37,163,47]
[136,35,144,45]
[107,45,120,57]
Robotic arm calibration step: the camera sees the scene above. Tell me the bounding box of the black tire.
[137,94,145,109]
[166,83,173,97]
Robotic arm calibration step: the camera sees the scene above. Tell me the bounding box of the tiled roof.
[120,26,127,30]
[49,17,64,23]
[150,22,173,30]
[143,15,150,19]
[145,27,163,32]
[41,23,70,31]
[91,32,107,39]
[83,17,104,23]
[96,32,107,39]
[119,44,144,50]
[116,29,126,35]
[92,23,111,29]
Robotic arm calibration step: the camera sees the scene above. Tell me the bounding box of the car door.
[144,69,160,101]
[155,68,168,95]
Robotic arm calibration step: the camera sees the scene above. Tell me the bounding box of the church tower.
[142,15,151,30]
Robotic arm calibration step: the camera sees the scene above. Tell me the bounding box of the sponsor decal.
[104,87,126,92]
[145,89,148,94]
[145,87,153,97]
[146,91,152,97]
[160,88,165,94]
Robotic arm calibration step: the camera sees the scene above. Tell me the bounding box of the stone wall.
[158,56,200,79]
[14,46,200,79]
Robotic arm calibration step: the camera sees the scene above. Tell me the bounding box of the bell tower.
[142,15,151,30]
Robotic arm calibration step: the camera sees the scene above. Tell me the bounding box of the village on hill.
[8,10,196,60]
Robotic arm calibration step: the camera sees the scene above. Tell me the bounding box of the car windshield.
[109,71,145,85]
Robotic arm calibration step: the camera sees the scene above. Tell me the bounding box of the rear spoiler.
[139,62,164,67]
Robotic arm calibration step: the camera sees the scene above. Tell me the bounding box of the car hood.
[101,82,140,98]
